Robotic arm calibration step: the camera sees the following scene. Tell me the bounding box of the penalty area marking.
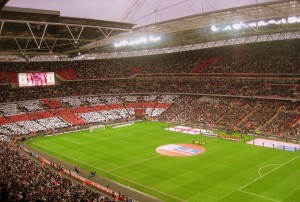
[238,155,299,201]
[32,142,187,202]
[258,164,281,177]
[239,156,299,190]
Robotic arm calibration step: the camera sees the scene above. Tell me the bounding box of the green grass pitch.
[26,121,300,202]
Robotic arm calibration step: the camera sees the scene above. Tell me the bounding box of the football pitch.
[26,121,300,202]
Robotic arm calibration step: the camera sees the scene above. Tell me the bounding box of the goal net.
[89,124,106,133]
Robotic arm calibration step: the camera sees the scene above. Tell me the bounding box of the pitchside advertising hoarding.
[18,72,55,87]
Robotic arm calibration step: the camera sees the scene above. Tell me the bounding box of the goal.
[88,124,106,133]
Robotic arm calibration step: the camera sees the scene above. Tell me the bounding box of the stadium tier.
[0,95,298,139]
[0,40,299,81]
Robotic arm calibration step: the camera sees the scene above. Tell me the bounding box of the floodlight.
[232,23,242,30]
[120,40,128,46]
[268,19,276,24]
[128,41,135,46]
[140,37,148,43]
[258,21,267,26]
[113,35,161,48]
[288,16,298,23]
[248,22,257,27]
[223,25,231,31]
[134,39,140,45]
[211,25,219,32]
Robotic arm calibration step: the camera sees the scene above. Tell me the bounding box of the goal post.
[88,124,106,133]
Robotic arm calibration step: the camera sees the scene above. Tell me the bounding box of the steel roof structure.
[0,0,299,61]
[84,0,300,52]
[0,6,134,57]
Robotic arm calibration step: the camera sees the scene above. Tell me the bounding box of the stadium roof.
[5,0,282,27]
[0,0,299,59]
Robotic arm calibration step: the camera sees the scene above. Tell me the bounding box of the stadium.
[0,0,299,201]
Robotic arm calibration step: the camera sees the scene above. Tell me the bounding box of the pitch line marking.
[35,133,132,145]
[63,137,82,144]
[33,142,187,202]
[34,128,151,145]
[32,137,60,144]
[239,155,299,191]
[81,128,152,144]
[107,169,188,202]
[66,128,152,144]
[238,189,280,202]
[206,139,217,143]
[35,129,115,143]
[238,156,299,202]
[106,155,162,172]
[33,142,106,172]
[258,164,281,177]
[56,129,113,137]
[80,134,133,144]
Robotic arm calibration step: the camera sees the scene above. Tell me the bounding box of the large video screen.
[18,72,55,87]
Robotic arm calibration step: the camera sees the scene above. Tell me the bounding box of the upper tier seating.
[0,40,299,84]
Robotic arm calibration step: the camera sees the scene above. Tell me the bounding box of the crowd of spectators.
[0,141,116,202]
[0,95,176,136]
[160,96,300,138]
[261,111,299,136]
[216,100,256,129]
[0,94,298,138]
[285,122,300,138]
[0,40,300,102]
[78,109,130,124]
[237,100,280,132]
[0,40,298,103]
[0,40,299,79]
[0,79,297,103]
